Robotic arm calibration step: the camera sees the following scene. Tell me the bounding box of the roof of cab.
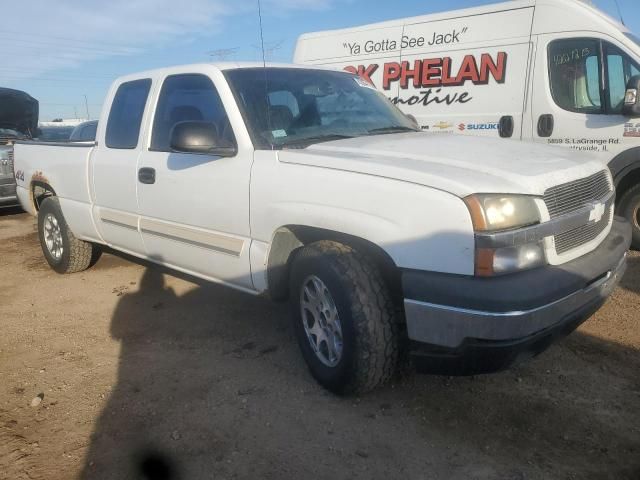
[112,62,340,84]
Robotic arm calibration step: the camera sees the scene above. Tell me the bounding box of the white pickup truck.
[14,63,631,394]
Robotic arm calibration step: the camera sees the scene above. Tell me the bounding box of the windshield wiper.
[367,126,419,135]
[281,134,354,148]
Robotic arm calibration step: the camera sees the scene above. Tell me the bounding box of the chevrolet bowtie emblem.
[589,202,606,223]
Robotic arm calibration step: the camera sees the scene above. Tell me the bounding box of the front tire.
[290,241,399,394]
[617,183,640,250]
[37,197,101,274]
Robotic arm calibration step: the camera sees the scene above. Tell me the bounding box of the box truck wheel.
[37,197,102,274]
[290,240,399,394]
[618,183,640,250]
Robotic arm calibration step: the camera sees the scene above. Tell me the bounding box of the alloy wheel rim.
[43,213,64,261]
[300,275,344,367]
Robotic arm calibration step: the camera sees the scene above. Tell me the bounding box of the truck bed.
[13,140,100,242]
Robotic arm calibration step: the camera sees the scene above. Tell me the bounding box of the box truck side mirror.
[623,75,640,117]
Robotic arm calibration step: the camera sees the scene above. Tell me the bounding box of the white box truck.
[294,0,640,248]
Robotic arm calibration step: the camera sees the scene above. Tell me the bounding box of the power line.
[0,75,112,84]
[0,29,140,50]
[0,68,116,79]
[208,48,240,61]
[39,102,103,106]
[0,36,139,56]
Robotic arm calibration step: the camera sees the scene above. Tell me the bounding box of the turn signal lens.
[475,242,545,276]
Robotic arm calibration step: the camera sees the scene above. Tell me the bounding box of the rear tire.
[290,241,399,395]
[617,183,640,250]
[37,197,102,274]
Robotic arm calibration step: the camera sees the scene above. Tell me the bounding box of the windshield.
[224,68,419,149]
[625,32,640,49]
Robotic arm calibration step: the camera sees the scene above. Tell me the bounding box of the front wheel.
[617,183,640,250]
[37,197,102,274]
[290,241,399,394]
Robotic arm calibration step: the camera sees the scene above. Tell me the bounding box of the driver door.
[136,72,253,289]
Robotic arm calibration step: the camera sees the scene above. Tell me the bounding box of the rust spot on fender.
[30,171,52,210]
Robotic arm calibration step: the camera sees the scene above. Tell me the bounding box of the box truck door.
[529,35,640,160]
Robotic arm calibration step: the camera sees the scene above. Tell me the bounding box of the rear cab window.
[81,122,97,141]
[106,79,152,149]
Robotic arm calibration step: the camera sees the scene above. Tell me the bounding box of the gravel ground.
[0,208,638,480]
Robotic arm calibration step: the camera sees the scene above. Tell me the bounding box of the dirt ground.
[0,207,638,480]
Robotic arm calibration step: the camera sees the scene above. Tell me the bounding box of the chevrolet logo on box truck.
[294,0,640,249]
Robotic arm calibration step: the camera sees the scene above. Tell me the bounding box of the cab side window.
[150,74,235,152]
[106,79,151,149]
[605,44,640,114]
[548,38,602,114]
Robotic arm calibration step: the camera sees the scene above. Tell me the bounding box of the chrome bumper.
[404,252,627,349]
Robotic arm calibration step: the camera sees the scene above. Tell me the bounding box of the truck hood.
[277,132,607,198]
[0,88,39,136]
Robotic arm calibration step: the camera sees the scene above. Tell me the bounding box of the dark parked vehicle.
[0,87,38,206]
[69,120,98,142]
[36,125,76,142]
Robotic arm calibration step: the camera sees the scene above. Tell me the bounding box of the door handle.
[138,167,156,184]
[498,115,514,138]
[537,114,554,138]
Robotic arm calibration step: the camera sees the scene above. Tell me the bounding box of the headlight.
[464,194,540,232]
[464,194,545,276]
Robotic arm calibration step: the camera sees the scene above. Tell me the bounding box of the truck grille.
[543,170,612,255]
[553,206,612,254]
[0,148,14,177]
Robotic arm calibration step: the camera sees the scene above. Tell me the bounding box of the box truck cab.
[294,0,640,248]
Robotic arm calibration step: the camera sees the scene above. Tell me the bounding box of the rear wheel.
[617,183,640,250]
[37,197,101,274]
[290,241,399,394]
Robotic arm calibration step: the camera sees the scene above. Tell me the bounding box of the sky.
[2,0,638,121]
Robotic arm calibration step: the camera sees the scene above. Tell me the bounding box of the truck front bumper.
[402,217,631,375]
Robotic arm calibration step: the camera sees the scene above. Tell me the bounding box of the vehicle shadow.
[619,252,639,294]
[0,205,24,217]
[79,250,640,480]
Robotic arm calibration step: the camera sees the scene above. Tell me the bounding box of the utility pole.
[84,95,90,120]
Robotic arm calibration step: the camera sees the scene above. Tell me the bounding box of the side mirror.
[170,121,236,156]
[622,75,640,117]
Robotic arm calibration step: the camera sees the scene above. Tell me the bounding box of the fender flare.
[608,146,640,187]
[30,176,57,211]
